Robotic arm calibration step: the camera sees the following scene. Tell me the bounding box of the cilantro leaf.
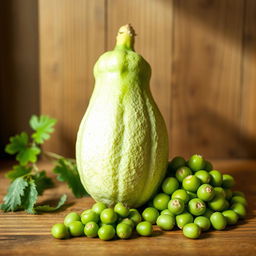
[30,115,57,144]
[22,180,38,214]
[53,159,88,198]
[0,177,28,212]
[33,171,54,195]
[5,165,32,180]
[35,194,67,212]
[5,132,41,165]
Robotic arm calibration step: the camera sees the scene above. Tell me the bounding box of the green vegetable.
[194,216,211,231]
[136,221,153,236]
[142,207,159,224]
[210,212,227,230]
[92,202,107,214]
[183,223,201,239]
[182,175,201,192]
[76,24,169,208]
[169,157,186,172]
[175,166,192,182]
[120,218,135,229]
[100,208,117,224]
[114,202,129,218]
[51,223,69,239]
[208,195,226,211]
[153,193,170,210]
[160,209,174,216]
[116,223,132,239]
[176,212,194,229]
[168,198,185,215]
[231,196,247,206]
[209,170,223,187]
[171,189,190,203]
[161,177,179,195]
[188,198,206,216]
[222,210,238,225]
[84,221,99,238]
[68,221,84,237]
[222,174,235,188]
[231,203,247,219]
[81,211,100,224]
[64,212,81,226]
[156,214,175,230]
[187,154,205,172]
[98,225,115,241]
[195,170,211,184]
[197,184,215,201]
[204,160,213,171]
[128,209,142,224]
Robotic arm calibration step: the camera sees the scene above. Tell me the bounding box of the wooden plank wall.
[1,0,256,159]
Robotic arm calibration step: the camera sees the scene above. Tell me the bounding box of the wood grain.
[0,160,256,256]
[240,0,256,157]
[171,0,244,159]
[0,0,39,157]
[39,0,105,157]
[107,0,173,152]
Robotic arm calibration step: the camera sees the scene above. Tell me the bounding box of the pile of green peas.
[149,154,247,239]
[51,154,247,240]
[51,202,152,241]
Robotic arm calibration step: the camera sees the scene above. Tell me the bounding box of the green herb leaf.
[5,132,41,165]
[23,180,38,214]
[5,165,32,180]
[30,115,57,144]
[33,171,54,195]
[0,177,28,212]
[53,159,88,198]
[35,194,67,212]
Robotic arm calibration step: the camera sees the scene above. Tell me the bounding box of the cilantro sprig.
[0,115,88,214]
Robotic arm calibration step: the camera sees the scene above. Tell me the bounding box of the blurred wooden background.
[0,0,255,159]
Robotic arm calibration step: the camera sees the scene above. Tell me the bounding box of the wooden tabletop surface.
[0,160,256,256]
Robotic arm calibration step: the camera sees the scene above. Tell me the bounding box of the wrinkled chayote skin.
[76,24,169,207]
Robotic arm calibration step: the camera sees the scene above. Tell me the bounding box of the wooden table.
[0,160,256,256]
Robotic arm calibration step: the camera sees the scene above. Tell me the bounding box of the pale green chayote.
[76,24,169,207]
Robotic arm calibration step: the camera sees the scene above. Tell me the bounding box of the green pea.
[222,174,235,188]
[203,208,214,219]
[68,221,84,237]
[98,225,115,241]
[136,221,153,236]
[176,212,194,229]
[208,195,226,211]
[224,189,233,200]
[222,210,239,225]
[197,184,215,201]
[160,209,174,217]
[182,175,201,192]
[188,154,205,172]
[168,198,185,215]
[81,209,92,216]
[171,189,190,203]
[64,212,81,227]
[116,223,132,239]
[209,170,223,187]
[142,207,159,224]
[100,208,117,224]
[183,223,201,239]
[188,198,206,216]
[214,187,226,197]
[51,223,69,239]
[231,196,248,207]
[194,216,211,231]
[175,166,192,183]
[153,193,170,210]
[169,156,186,172]
[232,191,245,198]
[204,160,213,171]
[81,210,100,224]
[92,202,107,215]
[222,200,230,211]
[195,170,211,184]
[128,209,142,225]
[120,218,135,229]
[84,221,99,237]
[162,177,179,195]
[231,203,247,219]
[114,202,129,218]
[156,214,176,230]
[210,212,227,230]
